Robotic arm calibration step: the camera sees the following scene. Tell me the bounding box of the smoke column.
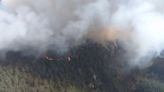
[1,0,164,68]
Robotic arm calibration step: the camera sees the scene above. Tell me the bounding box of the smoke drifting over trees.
[0,0,164,68]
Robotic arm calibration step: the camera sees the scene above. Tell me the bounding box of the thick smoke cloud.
[1,0,164,68]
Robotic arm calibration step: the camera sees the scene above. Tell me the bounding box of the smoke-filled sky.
[1,0,164,68]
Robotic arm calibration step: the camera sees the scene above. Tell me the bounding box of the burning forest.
[0,0,164,92]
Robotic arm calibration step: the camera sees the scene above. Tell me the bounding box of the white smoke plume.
[1,0,164,68]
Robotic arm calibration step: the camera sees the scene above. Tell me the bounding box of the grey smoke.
[1,0,164,68]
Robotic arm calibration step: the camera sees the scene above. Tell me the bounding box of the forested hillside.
[0,41,162,92]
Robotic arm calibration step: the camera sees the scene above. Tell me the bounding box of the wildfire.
[87,26,130,47]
